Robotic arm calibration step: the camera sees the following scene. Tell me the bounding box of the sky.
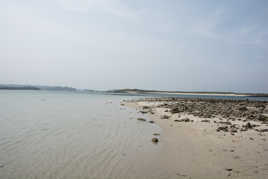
[1,0,268,92]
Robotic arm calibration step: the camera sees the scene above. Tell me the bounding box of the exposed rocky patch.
[130,98,268,134]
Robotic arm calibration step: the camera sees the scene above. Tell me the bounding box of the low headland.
[108,89,268,97]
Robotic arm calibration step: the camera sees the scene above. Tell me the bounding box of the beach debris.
[152,137,159,143]
[137,118,146,121]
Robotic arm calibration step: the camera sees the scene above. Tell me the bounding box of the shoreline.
[124,97,268,179]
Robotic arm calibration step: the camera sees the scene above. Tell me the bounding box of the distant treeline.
[0,84,76,91]
[0,86,40,90]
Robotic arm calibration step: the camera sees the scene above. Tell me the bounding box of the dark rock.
[142,106,150,109]
[258,114,268,121]
[182,118,190,122]
[256,128,268,132]
[225,168,233,172]
[149,120,155,123]
[239,106,247,111]
[201,120,210,123]
[140,110,148,114]
[170,107,180,113]
[153,133,160,136]
[160,115,170,119]
[218,121,232,125]
[174,119,183,122]
[217,126,229,132]
[137,118,146,121]
[230,129,237,133]
[152,137,159,143]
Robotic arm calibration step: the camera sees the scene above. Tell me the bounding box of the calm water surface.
[0,91,162,179]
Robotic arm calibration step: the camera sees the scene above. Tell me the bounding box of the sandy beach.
[125,98,268,179]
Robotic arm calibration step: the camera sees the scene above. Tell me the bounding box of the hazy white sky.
[1,0,268,92]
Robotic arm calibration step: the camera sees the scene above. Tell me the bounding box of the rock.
[239,106,248,111]
[170,107,181,114]
[0,163,4,168]
[152,137,159,143]
[160,115,170,119]
[182,118,190,122]
[243,122,258,129]
[174,119,183,122]
[142,106,150,109]
[225,168,233,172]
[256,128,268,132]
[230,129,237,133]
[149,120,155,123]
[153,133,160,136]
[258,114,268,121]
[201,120,210,123]
[218,121,232,125]
[137,118,146,121]
[217,126,229,132]
[140,110,148,114]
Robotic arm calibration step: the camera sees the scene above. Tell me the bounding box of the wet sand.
[125,98,268,179]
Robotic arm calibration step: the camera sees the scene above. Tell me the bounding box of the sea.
[0,90,267,179]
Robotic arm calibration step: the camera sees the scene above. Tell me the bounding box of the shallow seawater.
[0,91,162,179]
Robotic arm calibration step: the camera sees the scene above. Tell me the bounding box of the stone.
[201,120,210,123]
[256,128,268,132]
[153,133,160,136]
[182,118,190,122]
[160,115,170,119]
[239,106,247,111]
[137,118,146,121]
[258,114,268,121]
[217,126,229,132]
[149,120,155,123]
[152,137,159,143]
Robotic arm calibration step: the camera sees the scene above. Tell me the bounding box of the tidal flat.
[125,97,268,179]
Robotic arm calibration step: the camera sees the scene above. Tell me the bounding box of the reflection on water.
[0,91,162,179]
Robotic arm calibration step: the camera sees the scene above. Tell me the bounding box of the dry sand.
[125,100,268,179]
